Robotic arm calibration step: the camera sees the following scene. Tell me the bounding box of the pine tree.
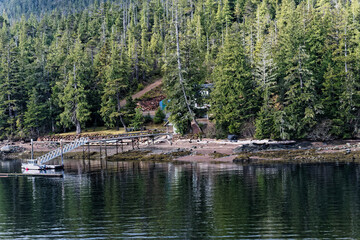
[154,107,166,124]
[24,88,48,137]
[211,26,259,135]
[100,35,130,130]
[58,38,91,134]
[131,108,145,130]
[253,38,278,139]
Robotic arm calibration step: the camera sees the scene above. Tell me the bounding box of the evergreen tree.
[100,35,130,130]
[131,108,145,130]
[58,38,91,134]
[211,26,259,135]
[253,38,278,139]
[154,107,166,124]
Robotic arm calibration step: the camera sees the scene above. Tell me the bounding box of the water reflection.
[0,160,359,239]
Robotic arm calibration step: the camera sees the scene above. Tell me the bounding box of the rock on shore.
[233,141,313,153]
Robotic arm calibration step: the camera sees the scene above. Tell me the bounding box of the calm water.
[0,159,360,239]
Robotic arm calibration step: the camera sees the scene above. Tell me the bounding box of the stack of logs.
[137,95,165,111]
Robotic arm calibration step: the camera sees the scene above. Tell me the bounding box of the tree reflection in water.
[0,161,359,239]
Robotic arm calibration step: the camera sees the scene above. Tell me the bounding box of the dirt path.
[120,78,163,107]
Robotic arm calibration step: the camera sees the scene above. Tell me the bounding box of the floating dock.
[0,173,63,178]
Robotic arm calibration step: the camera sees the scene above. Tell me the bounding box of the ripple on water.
[0,162,359,239]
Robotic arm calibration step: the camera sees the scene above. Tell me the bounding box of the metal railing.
[37,137,89,165]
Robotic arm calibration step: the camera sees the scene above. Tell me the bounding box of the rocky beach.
[1,137,359,165]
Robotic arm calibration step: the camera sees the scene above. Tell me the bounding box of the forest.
[0,0,359,140]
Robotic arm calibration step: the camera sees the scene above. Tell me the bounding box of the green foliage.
[211,27,259,135]
[24,88,48,136]
[144,113,152,124]
[100,36,130,130]
[131,108,145,131]
[123,97,137,126]
[0,0,358,140]
[154,108,166,124]
[255,106,277,139]
[58,38,91,134]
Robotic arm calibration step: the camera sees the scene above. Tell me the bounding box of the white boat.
[21,160,45,170]
[21,160,63,170]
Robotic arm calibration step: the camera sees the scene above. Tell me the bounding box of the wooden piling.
[105,142,107,160]
[60,139,64,166]
[99,142,102,160]
[100,142,103,169]
[87,142,90,161]
[31,139,34,160]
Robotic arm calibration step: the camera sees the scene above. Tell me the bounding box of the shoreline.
[1,138,360,165]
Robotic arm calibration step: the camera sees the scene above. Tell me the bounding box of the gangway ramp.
[36,137,89,165]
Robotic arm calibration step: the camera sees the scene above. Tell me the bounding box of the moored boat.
[21,160,45,170]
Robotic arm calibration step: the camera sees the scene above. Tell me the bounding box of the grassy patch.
[54,124,167,137]
[137,85,164,100]
[209,152,230,159]
[233,149,360,164]
[55,126,130,137]
[107,150,152,161]
[108,150,191,162]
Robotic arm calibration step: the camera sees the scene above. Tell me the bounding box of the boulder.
[1,145,13,153]
[233,141,312,153]
[0,145,25,153]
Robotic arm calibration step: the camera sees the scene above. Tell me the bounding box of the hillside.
[0,0,358,140]
[0,0,100,22]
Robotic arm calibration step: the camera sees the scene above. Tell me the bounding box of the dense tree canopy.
[0,0,358,140]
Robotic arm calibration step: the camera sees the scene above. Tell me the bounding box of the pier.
[0,173,63,177]
[27,132,173,168]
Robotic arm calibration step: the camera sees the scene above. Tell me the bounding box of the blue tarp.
[160,100,169,110]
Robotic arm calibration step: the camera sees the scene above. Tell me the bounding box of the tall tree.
[211,25,259,135]
[58,38,91,134]
[100,36,130,130]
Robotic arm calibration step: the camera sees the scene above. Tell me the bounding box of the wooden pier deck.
[0,173,63,178]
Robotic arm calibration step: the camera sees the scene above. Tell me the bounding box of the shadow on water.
[0,158,360,239]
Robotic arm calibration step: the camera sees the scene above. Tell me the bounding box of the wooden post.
[60,139,64,167]
[87,143,91,171]
[116,141,119,155]
[82,145,85,168]
[87,142,90,161]
[105,143,108,169]
[82,145,85,160]
[105,141,108,160]
[99,141,102,160]
[31,139,34,160]
[100,142,103,169]
[121,139,123,152]
[131,139,134,150]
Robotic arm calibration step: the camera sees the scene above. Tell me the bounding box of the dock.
[29,132,173,166]
[0,173,63,178]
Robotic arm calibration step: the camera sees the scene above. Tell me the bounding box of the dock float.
[0,173,63,178]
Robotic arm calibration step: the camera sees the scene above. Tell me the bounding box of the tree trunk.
[76,120,81,134]
[175,2,203,134]
[117,92,127,131]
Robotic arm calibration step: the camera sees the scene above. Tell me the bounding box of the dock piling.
[31,139,34,160]
[60,139,64,166]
